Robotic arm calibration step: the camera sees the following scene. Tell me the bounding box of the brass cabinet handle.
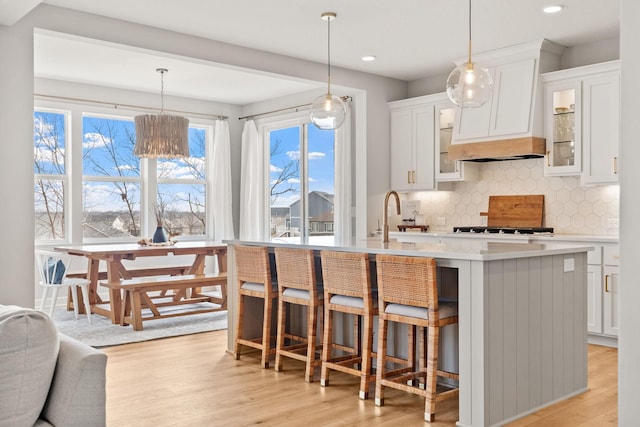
[546,151,551,167]
[412,170,416,183]
[407,170,411,184]
[605,275,610,292]
[613,157,618,174]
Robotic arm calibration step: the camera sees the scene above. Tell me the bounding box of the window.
[268,119,335,242]
[82,114,141,239]
[34,110,68,240]
[157,127,208,237]
[34,101,214,243]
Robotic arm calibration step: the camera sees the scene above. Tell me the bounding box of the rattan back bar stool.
[319,250,377,400]
[233,244,278,369]
[273,247,324,382]
[374,254,459,422]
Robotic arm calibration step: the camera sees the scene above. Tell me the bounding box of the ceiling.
[11,0,622,105]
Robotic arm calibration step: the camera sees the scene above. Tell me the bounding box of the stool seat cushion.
[384,301,458,320]
[241,281,278,293]
[330,293,378,309]
[282,287,324,300]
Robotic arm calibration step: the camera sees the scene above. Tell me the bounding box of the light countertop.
[389,230,619,244]
[226,238,593,262]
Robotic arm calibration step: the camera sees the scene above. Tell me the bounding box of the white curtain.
[239,120,265,240]
[211,120,234,241]
[334,103,352,245]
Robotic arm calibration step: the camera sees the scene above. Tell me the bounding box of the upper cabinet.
[436,102,479,182]
[452,40,564,144]
[542,61,620,184]
[389,93,475,191]
[389,98,436,191]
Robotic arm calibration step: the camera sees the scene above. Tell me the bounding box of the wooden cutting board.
[480,195,544,228]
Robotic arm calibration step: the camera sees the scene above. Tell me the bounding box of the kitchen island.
[224,238,592,427]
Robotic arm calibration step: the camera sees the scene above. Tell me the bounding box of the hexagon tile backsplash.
[408,158,619,236]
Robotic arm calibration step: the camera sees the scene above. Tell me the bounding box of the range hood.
[448,137,546,162]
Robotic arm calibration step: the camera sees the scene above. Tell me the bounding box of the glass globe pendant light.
[446,0,494,108]
[310,12,346,130]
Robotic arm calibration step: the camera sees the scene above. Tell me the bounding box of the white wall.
[0,16,34,306]
[0,4,405,307]
[619,0,639,423]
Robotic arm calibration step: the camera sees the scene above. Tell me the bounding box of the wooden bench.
[100,273,227,331]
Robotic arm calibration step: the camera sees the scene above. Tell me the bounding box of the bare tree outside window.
[157,127,207,237]
[82,115,141,238]
[34,111,66,240]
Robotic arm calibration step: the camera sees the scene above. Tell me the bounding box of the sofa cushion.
[0,305,59,427]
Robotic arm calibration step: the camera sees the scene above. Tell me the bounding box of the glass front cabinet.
[435,102,479,182]
[543,81,581,176]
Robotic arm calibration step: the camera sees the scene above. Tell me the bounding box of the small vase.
[152,226,167,243]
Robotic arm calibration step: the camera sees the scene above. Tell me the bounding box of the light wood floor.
[102,331,617,426]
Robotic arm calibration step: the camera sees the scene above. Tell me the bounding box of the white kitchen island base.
[224,239,589,427]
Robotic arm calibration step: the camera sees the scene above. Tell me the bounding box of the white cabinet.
[542,61,620,184]
[586,263,603,334]
[453,58,537,141]
[435,102,479,182]
[583,242,619,339]
[602,244,620,336]
[582,70,620,184]
[389,103,435,191]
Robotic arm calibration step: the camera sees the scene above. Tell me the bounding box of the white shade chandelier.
[310,12,347,130]
[134,68,190,158]
[445,0,494,108]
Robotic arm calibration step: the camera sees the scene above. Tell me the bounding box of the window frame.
[260,111,336,243]
[34,99,216,244]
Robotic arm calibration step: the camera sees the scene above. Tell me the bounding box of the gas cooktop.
[452,226,554,235]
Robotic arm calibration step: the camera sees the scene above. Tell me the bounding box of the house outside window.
[266,118,335,242]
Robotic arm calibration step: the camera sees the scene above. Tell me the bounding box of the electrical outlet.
[608,218,619,228]
[564,258,575,272]
[437,217,446,226]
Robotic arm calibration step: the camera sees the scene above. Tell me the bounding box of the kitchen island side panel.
[484,254,588,426]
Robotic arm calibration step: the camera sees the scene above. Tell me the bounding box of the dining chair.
[319,250,377,399]
[374,254,458,422]
[233,244,278,368]
[273,247,324,382]
[35,250,92,324]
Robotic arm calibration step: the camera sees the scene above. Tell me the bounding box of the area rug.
[52,305,227,348]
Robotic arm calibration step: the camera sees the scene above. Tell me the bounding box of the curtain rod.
[238,95,352,121]
[34,93,229,121]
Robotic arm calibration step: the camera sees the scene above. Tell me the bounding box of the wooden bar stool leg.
[424,325,440,422]
[305,304,318,382]
[275,297,286,372]
[359,312,374,400]
[375,314,389,407]
[320,305,333,387]
[234,294,245,360]
[261,296,273,369]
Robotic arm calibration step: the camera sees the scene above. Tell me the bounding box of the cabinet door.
[390,108,414,191]
[490,58,536,136]
[543,80,582,176]
[587,264,603,334]
[412,105,435,190]
[581,71,620,185]
[602,266,620,336]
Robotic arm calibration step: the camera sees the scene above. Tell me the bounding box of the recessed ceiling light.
[543,5,563,14]
[361,55,376,62]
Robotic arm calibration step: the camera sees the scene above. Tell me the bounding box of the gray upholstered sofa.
[0,305,107,427]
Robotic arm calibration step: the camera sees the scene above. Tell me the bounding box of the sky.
[269,124,335,208]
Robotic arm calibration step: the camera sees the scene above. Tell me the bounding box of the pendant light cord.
[467,0,472,64]
[327,15,332,96]
[159,69,165,115]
